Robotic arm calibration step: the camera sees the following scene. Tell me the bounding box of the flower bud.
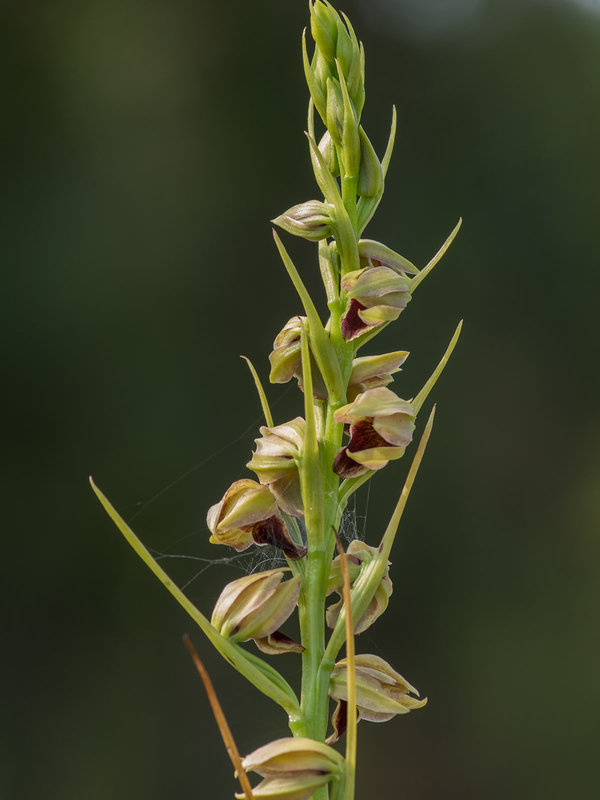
[338,11,364,114]
[357,238,419,275]
[347,350,409,402]
[332,388,415,478]
[318,129,339,177]
[308,1,365,121]
[247,418,305,518]
[237,737,345,800]
[211,569,303,654]
[207,479,306,559]
[272,200,333,242]
[327,654,426,742]
[326,540,392,633]
[340,266,411,341]
[310,1,339,64]
[268,316,328,399]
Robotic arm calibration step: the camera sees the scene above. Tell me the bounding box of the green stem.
[298,545,331,738]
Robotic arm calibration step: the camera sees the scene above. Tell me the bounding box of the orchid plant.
[91,3,461,798]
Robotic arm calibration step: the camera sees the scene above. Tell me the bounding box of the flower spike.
[91,5,463,797]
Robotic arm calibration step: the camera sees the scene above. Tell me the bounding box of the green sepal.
[89,478,301,717]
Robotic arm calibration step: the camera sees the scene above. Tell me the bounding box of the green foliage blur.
[2,1,599,798]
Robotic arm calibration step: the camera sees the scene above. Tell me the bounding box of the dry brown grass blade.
[183,634,254,800]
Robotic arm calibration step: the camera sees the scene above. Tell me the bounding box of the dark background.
[3,0,600,797]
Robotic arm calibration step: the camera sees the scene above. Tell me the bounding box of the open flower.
[237,737,345,800]
[326,654,426,742]
[247,418,305,517]
[341,266,411,341]
[207,479,306,559]
[326,540,392,633]
[211,569,303,655]
[333,387,415,478]
[268,316,328,399]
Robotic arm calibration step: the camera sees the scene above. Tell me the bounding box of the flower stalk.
[92,3,462,798]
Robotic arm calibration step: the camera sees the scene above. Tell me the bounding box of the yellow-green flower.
[247,418,305,517]
[347,350,409,402]
[333,387,415,477]
[326,539,392,633]
[211,569,303,655]
[327,654,426,742]
[268,316,328,399]
[340,266,411,341]
[237,737,345,800]
[207,479,306,559]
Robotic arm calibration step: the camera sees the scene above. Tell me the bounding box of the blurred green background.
[3,0,600,797]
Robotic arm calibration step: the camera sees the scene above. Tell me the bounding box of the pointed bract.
[326,540,392,633]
